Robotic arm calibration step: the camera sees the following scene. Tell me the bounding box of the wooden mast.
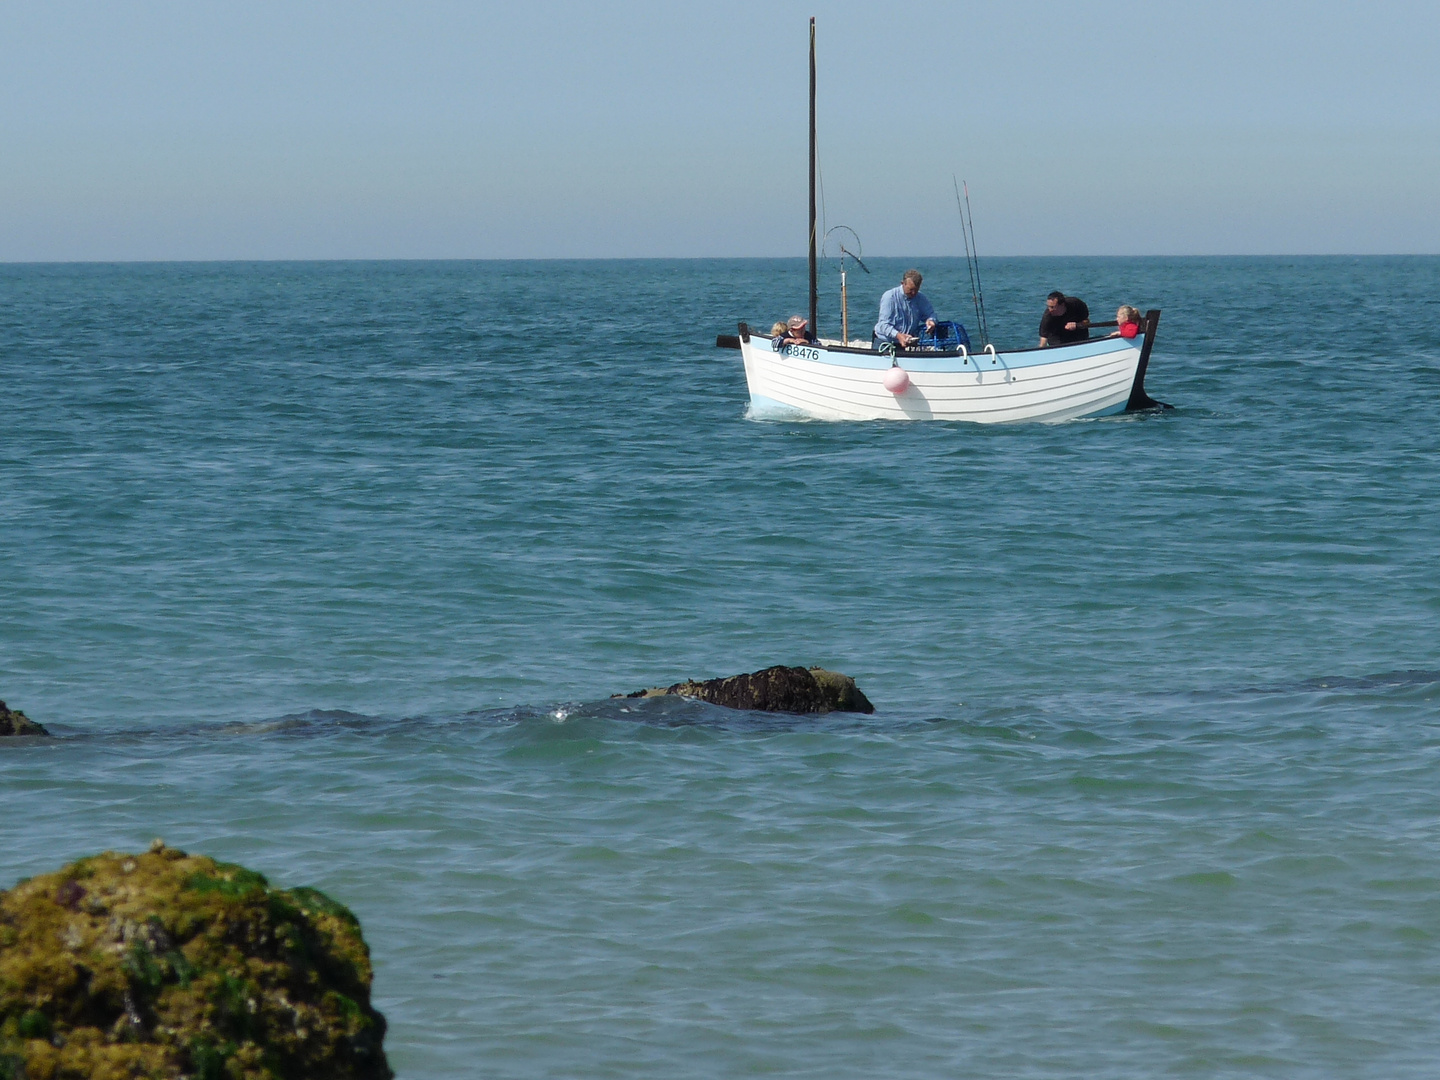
[808,17,817,336]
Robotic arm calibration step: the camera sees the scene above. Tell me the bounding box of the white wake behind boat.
[735,317,1163,424]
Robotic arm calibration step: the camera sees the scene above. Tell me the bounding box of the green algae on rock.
[0,703,48,738]
[0,843,391,1080]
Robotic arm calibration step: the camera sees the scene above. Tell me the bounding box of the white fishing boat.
[735,325,1162,423]
[718,19,1167,424]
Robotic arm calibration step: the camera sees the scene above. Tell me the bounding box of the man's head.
[1045,290,1067,315]
[901,270,923,298]
[788,315,808,332]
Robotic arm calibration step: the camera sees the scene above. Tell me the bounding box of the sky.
[2,0,1437,260]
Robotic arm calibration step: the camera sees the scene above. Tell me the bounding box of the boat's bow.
[1124,309,1169,412]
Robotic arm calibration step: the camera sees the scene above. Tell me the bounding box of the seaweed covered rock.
[0,703,48,738]
[624,665,874,714]
[0,843,390,1080]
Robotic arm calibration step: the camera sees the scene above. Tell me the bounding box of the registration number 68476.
[780,345,821,361]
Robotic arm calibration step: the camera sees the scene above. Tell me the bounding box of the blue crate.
[917,320,970,350]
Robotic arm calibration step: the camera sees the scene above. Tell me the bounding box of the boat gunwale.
[745,333,1141,375]
[746,333,1148,361]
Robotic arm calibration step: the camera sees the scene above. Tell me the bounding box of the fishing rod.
[953,176,982,345]
[963,179,990,347]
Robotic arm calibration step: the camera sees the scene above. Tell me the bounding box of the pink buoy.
[882,366,910,394]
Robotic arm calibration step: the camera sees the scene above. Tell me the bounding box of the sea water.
[2,257,1439,1078]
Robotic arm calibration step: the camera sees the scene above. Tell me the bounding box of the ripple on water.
[4,258,1440,1078]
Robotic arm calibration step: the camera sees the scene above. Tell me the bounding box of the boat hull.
[739,335,1146,423]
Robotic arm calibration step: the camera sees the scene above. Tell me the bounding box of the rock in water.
[0,844,391,1080]
[0,702,48,738]
[626,666,874,714]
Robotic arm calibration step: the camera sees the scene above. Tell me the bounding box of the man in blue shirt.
[874,269,937,349]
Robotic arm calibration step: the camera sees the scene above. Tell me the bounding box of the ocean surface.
[3,256,1439,1078]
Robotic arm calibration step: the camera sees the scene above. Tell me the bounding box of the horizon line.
[3,252,1438,266]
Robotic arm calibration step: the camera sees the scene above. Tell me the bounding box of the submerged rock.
[622,665,874,715]
[0,843,391,1080]
[0,702,48,738]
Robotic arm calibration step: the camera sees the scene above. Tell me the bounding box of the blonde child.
[1113,306,1142,339]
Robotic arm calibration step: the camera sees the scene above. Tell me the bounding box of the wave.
[14,666,1438,745]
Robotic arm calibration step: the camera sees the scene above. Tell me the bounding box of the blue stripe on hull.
[757,336,1134,373]
[1089,400,1130,417]
[746,393,814,420]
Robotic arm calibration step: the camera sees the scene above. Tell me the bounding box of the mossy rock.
[623,665,875,714]
[0,844,391,1080]
[0,703,48,738]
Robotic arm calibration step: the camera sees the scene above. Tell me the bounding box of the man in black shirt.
[1038,291,1090,346]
